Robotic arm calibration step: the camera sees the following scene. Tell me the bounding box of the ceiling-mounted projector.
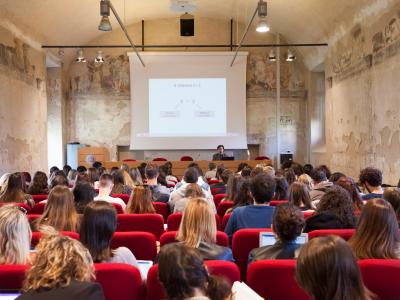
[170,0,197,13]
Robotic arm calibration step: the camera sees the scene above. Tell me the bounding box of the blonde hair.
[0,205,31,264]
[298,174,313,191]
[23,233,94,291]
[38,186,78,232]
[126,186,156,214]
[177,198,216,248]
[122,170,136,190]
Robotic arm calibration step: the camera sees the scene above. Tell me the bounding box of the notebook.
[231,281,263,300]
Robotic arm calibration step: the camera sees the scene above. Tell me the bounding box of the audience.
[205,162,217,180]
[288,182,313,211]
[173,183,206,213]
[110,170,132,195]
[80,201,137,266]
[283,168,296,186]
[211,166,226,188]
[158,244,231,300]
[225,178,253,214]
[163,162,178,186]
[249,204,305,263]
[225,174,244,202]
[37,186,79,232]
[384,189,400,225]
[236,162,249,175]
[62,164,72,177]
[349,198,400,259]
[129,167,143,185]
[240,166,252,178]
[126,186,156,214]
[0,205,31,264]
[67,169,78,186]
[302,163,313,176]
[329,171,346,183]
[309,166,333,204]
[76,166,87,174]
[145,163,170,203]
[27,171,49,195]
[304,185,356,233]
[273,176,289,200]
[18,233,105,300]
[86,167,99,188]
[296,235,372,300]
[0,173,10,194]
[50,173,69,190]
[212,169,233,195]
[359,167,384,200]
[0,172,34,208]
[224,173,276,241]
[121,168,136,190]
[336,176,363,212]
[73,182,95,214]
[94,174,126,211]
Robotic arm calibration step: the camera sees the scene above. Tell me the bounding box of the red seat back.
[146,261,240,300]
[217,201,233,219]
[221,213,231,231]
[308,229,355,241]
[111,194,130,204]
[0,202,31,213]
[232,228,272,279]
[208,179,221,185]
[95,263,143,300]
[359,259,400,300]
[31,194,48,203]
[153,202,169,222]
[31,231,79,247]
[303,211,314,220]
[180,156,194,161]
[255,156,270,160]
[0,265,28,290]
[159,231,229,247]
[116,214,165,240]
[111,203,124,214]
[270,200,288,206]
[111,232,157,261]
[153,157,167,161]
[247,260,310,300]
[167,213,221,231]
[30,202,46,214]
[211,188,224,195]
[122,159,136,162]
[213,194,227,207]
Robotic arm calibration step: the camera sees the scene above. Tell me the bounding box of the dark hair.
[273,204,305,241]
[110,166,119,174]
[237,163,249,173]
[0,172,26,203]
[87,168,99,185]
[97,167,106,176]
[329,172,346,183]
[187,163,203,177]
[216,145,224,150]
[359,167,382,187]
[77,166,87,174]
[145,163,159,180]
[220,169,233,184]
[49,166,59,175]
[319,165,332,180]
[112,170,125,185]
[50,174,69,189]
[384,189,400,224]
[79,201,117,262]
[92,161,103,169]
[250,174,276,204]
[28,171,49,195]
[158,244,231,300]
[310,166,327,183]
[283,168,296,186]
[274,176,289,200]
[336,177,363,211]
[73,182,95,214]
[288,182,312,210]
[290,163,304,177]
[241,166,252,178]
[184,167,199,184]
[216,165,226,180]
[233,179,253,208]
[62,165,72,177]
[317,185,356,229]
[303,164,313,176]
[208,162,216,170]
[226,174,244,202]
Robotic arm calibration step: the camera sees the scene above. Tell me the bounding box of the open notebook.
[232,281,263,300]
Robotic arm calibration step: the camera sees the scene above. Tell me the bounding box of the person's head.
[250,167,264,178]
[216,145,224,154]
[184,167,199,184]
[130,168,143,185]
[120,164,130,173]
[75,173,89,185]
[319,165,332,180]
[349,199,399,259]
[317,185,356,229]
[221,169,233,185]
[290,163,304,177]
[80,201,117,262]
[237,162,249,173]
[288,182,312,210]
[302,164,313,176]
[359,167,383,191]
[336,177,363,211]
[28,171,48,194]
[98,173,113,196]
[208,162,216,171]
[76,166,87,174]
[226,174,244,202]
[329,172,346,183]
[273,204,305,242]
[73,182,95,214]
[310,166,328,184]
[297,173,313,191]
[250,174,276,204]
[110,166,119,174]
[39,186,78,232]
[233,178,253,208]
[23,233,94,292]
[86,167,99,185]
[67,169,78,183]
[274,176,289,200]
[92,161,103,169]
[241,166,252,178]
[50,174,69,189]
[0,172,25,202]
[145,163,159,180]
[185,183,205,198]
[187,163,203,177]
[216,165,226,180]
[177,198,216,248]
[97,166,106,176]
[283,168,296,186]
[384,189,400,224]
[296,236,371,300]
[158,244,231,300]
[112,170,125,186]
[126,186,155,214]
[0,205,31,264]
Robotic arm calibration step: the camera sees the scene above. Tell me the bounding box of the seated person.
[273,176,289,200]
[304,185,356,233]
[27,171,49,195]
[225,178,253,215]
[248,204,305,263]
[0,172,35,208]
[212,144,227,161]
[145,163,171,203]
[172,198,232,261]
[80,201,137,266]
[210,166,226,189]
[224,173,276,241]
[309,166,333,205]
[384,189,400,226]
[288,182,314,211]
[359,167,384,200]
[110,170,132,195]
[94,174,126,211]
[205,162,217,180]
[126,186,156,214]
[212,169,233,195]
[174,183,207,213]
[73,182,95,214]
[17,234,105,300]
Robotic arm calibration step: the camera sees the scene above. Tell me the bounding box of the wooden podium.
[78,147,110,168]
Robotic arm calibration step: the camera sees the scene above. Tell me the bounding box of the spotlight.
[256,0,270,33]
[268,49,276,61]
[75,49,86,63]
[286,50,296,62]
[99,0,112,31]
[256,19,270,33]
[95,51,105,63]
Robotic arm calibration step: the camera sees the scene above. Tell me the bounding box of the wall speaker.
[180,13,194,36]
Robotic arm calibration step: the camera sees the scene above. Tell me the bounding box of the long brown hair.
[28,171,49,195]
[0,172,26,203]
[126,186,155,214]
[336,177,363,212]
[38,186,79,232]
[288,182,313,210]
[296,235,372,300]
[349,199,399,259]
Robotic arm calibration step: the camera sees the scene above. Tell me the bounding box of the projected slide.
[149,78,227,137]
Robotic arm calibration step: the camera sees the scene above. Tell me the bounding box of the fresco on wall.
[0,38,37,86]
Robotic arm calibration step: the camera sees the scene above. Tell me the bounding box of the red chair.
[111,203,124,214]
[221,213,231,231]
[31,194,48,203]
[122,159,136,162]
[303,211,314,220]
[30,202,46,214]
[247,260,310,300]
[180,156,194,161]
[0,202,31,213]
[270,200,288,206]
[146,261,240,300]
[159,231,229,247]
[95,263,143,300]
[153,202,169,222]
[255,156,270,160]
[153,157,167,161]
[307,229,356,241]
[111,232,157,261]
[359,259,400,300]
[31,231,79,247]
[208,179,221,185]
[211,188,224,195]
[111,194,130,204]
[217,201,233,219]
[232,228,272,279]
[167,213,221,231]
[117,214,165,240]
[0,265,28,290]
[213,193,227,207]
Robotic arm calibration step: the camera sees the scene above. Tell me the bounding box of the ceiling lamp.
[98,0,112,31]
[256,0,270,33]
[286,50,296,62]
[75,49,86,63]
[268,49,276,61]
[95,51,105,63]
